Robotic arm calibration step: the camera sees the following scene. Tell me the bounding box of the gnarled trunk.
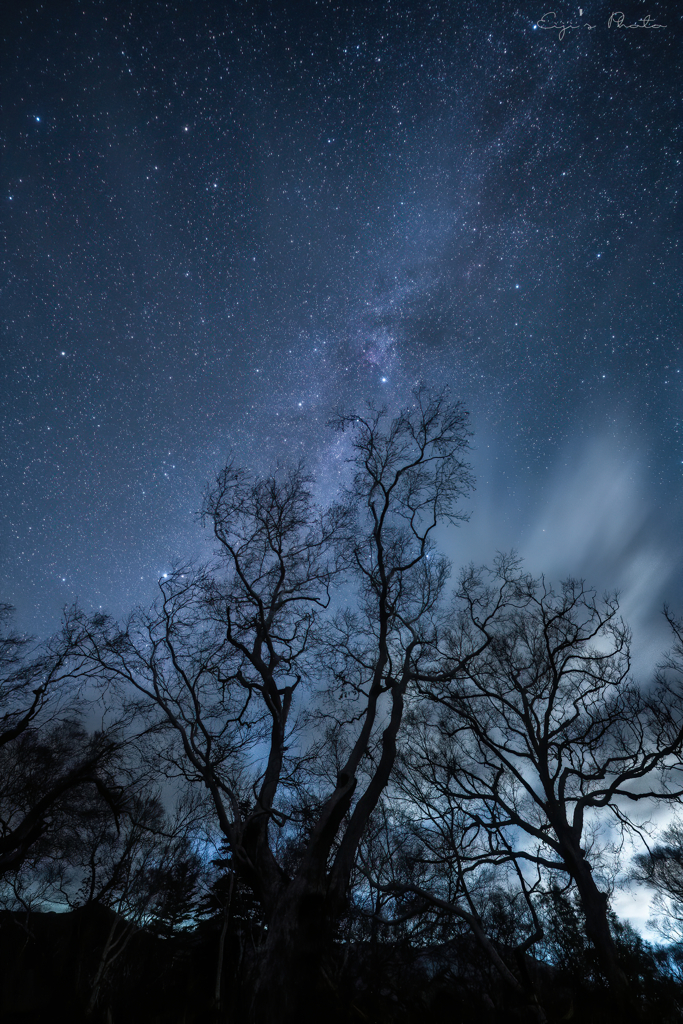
[250,885,334,1024]
[571,858,635,1014]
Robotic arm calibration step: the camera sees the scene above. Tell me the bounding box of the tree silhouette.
[0,605,122,876]
[406,565,683,1013]
[67,388,475,1024]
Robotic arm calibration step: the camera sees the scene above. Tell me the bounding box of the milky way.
[1,1,681,672]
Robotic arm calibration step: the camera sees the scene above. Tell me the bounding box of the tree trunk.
[84,911,135,1019]
[571,860,635,1014]
[250,886,332,1024]
[214,872,234,1012]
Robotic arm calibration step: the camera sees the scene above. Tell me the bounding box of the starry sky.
[1,0,682,675]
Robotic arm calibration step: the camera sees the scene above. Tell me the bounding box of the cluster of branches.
[0,604,215,1016]
[0,602,125,877]
[4,389,683,1024]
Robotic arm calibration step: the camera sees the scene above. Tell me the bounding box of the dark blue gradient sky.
[1,0,681,689]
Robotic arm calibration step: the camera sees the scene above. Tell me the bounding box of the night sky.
[2,0,682,678]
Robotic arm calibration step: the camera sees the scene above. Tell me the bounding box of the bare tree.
[633,817,683,942]
[630,612,683,943]
[67,388,474,1024]
[67,791,202,1017]
[409,564,683,1011]
[354,797,547,1020]
[0,605,122,875]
